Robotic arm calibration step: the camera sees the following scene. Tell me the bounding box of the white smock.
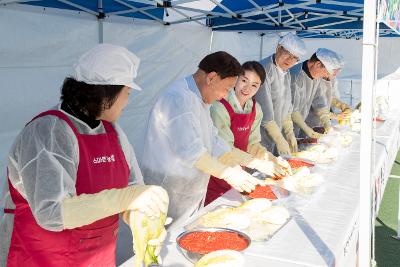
[141,75,230,223]
[255,55,293,151]
[306,78,340,128]
[290,62,328,136]
[0,104,142,266]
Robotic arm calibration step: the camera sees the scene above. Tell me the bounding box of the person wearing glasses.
[290,48,340,138]
[255,33,306,155]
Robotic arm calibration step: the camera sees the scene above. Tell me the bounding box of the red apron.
[6,110,129,267]
[205,98,256,205]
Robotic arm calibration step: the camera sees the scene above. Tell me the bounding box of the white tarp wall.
[1,5,400,265]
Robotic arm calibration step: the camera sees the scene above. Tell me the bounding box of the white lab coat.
[141,75,230,224]
[306,78,340,128]
[255,55,293,152]
[290,62,328,135]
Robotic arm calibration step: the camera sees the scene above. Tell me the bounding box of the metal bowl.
[176,227,251,263]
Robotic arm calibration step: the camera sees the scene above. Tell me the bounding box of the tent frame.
[2,0,397,39]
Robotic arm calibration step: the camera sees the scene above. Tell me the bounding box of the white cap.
[72,43,142,90]
[278,32,306,58]
[315,48,342,74]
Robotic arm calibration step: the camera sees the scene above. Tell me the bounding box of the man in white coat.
[290,48,340,137]
[256,33,306,155]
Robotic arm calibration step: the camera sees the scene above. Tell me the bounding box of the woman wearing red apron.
[0,44,169,266]
[205,61,291,205]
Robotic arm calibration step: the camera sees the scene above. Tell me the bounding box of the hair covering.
[72,43,142,90]
[316,48,342,74]
[278,32,307,58]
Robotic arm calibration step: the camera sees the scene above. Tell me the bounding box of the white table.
[121,110,400,267]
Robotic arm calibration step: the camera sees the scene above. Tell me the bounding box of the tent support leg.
[99,19,104,43]
[259,33,264,60]
[209,30,214,52]
[98,0,104,44]
[359,0,378,264]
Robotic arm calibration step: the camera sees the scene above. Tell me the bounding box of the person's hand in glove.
[264,120,291,155]
[282,115,298,153]
[62,185,169,229]
[247,158,286,178]
[194,152,264,193]
[292,111,321,139]
[303,127,321,139]
[247,143,269,159]
[317,108,331,134]
[285,132,298,153]
[274,156,292,176]
[222,166,265,193]
[276,139,292,156]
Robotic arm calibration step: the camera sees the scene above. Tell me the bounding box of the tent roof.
[2,0,398,39]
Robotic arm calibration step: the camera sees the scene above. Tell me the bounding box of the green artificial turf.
[375,150,400,267]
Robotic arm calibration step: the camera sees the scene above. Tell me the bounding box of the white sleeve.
[312,83,329,110]
[210,126,231,158]
[255,76,275,124]
[291,72,303,113]
[333,79,341,99]
[113,123,143,185]
[7,116,78,231]
[160,94,208,167]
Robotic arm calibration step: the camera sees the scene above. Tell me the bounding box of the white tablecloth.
[121,109,400,267]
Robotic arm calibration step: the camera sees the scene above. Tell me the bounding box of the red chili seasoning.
[287,158,314,169]
[179,231,248,254]
[245,185,277,199]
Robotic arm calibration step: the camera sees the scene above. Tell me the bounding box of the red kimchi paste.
[287,158,314,169]
[179,231,248,254]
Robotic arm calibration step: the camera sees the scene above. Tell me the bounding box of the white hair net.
[72,43,142,90]
[278,32,307,58]
[315,48,342,74]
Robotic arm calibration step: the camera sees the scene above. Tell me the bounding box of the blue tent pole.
[209,30,214,52]
[98,0,104,43]
[259,33,264,60]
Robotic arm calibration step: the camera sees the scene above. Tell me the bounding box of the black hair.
[198,51,241,79]
[241,61,266,86]
[60,77,124,119]
[310,53,321,63]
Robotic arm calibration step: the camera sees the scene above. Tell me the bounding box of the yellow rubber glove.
[292,111,321,138]
[316,108,331,133]
[62,185,169,229]
[332,98,351,112]
[219,148,286,177]
[247,142,269,159]
[264,121,291,155]
[194,153,264,193]
[282,115,298,152]
[247,143,291,176]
